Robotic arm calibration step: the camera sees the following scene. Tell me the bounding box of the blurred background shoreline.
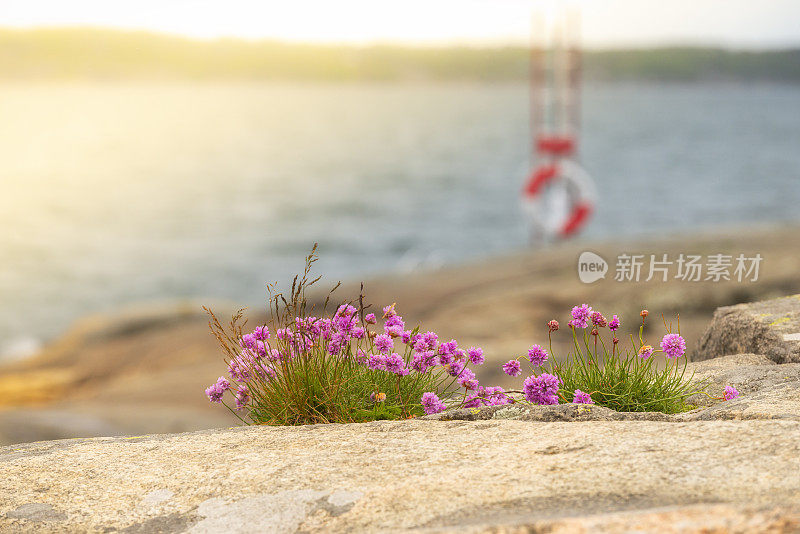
[3,28,800,82]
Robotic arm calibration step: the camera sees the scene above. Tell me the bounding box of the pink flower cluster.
[573,389,594,404]
[523,373,561,405]
[206,302,492,416]
[208,299,694,418]
[660,333,687,359]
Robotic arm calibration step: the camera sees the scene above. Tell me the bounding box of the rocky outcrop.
[2,418,800,533]
[5,290,800,531]
[696,295,800,363]
[427,354,800,423]
[3,348,800,533]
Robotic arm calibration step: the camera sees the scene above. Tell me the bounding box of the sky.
[4,0,800,48]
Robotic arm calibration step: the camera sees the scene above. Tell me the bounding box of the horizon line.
[3,24,800,52]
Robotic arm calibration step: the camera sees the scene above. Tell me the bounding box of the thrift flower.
[548,320,559,333]
[724,385,739,401]
[204,376,229,403]
[464,386,509,408]
[467,347,484,365]
[447,360,465,377]
[436,341,456,364]
[384,325,404,337]
[351,326,366,339]
[528,345,549,367]
[411,351,436,373]
[660,333,686,359]
[573,389,594,404]
[239,333,257,350]
[364,313,377,324]
[228,353,254,381]
[609,315,621,332]
[334,313,357,333]
[502,359,522,377]
[328,332,345,355]
[523,373,560,405]
[590,312,607,328]
[215,376,231,391]
[638,345,654,359]
[374,333,394,354]
[463,393,484,408]
[336,304,357,317]
[252,326,270,340]
[367,353,386,371]
[437,350,454,366]
[384,315,405,329]
[383,353,406,375]
[276,327,293,341]
[417,331,439,351]
[483,386,510,406]
[421,392,446,414]
[382,304,397,317]
[235,385,250,411]
[571,304,593,328]
[458,368,479,390]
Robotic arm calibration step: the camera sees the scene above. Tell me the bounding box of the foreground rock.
[3,352,800,534]
[697,294,800,363]
[425,353,800,423]
[4,342,800,532]
[2,417,800,533]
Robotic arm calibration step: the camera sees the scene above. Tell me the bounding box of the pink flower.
[571,304,593,328]
[528,345,549,367]
[590,312,607,327]
[660,333,686,359]
[502,359,522,377]
[204,376,230,403]
[467,347,484,365]
[421,392,446,414]
[235,385,250,411]
[573,389,594,404]
[523,373,560,405]
[457,368,479,390]
[374,333,393,354]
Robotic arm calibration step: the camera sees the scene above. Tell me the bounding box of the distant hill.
[2,27,800,82]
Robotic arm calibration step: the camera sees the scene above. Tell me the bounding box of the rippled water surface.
[1,82,799,354]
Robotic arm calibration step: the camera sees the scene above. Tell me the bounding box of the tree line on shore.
[2,27,799,82]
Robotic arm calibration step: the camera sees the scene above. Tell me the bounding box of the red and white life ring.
[521,159,595,240]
